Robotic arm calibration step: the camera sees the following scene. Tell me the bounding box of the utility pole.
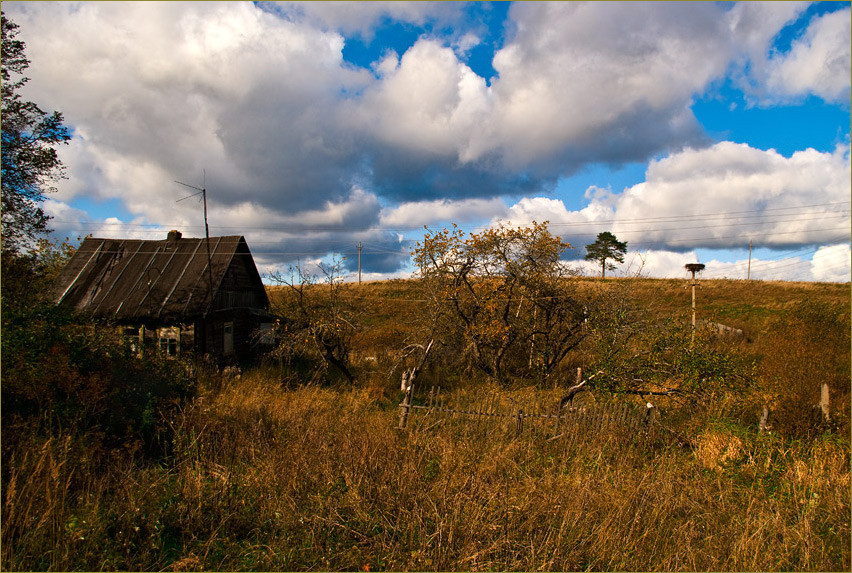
[358,242,362,285]
[685,263,705,345]
[747,240,752,280]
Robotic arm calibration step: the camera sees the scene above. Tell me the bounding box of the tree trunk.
[322,344,354,383]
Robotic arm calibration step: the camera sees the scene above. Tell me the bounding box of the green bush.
[1,249,196,458]
[584,295,756,402]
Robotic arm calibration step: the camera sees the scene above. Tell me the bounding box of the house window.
[223,322,234,354]
[122,326,141,354]
[157,327,180,357]
[159,337,178,356]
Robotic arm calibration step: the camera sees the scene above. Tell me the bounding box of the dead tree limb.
[400,339,434,392]
[759,405,771,433]
[398,339,435,430]
[559,369,603,409]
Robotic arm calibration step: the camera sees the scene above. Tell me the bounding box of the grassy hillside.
[268,276,850,351]
[271,277,849,413]
[2,277,849,571]
[329,277,850,347]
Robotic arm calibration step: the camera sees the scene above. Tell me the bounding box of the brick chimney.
[167,230,182,241]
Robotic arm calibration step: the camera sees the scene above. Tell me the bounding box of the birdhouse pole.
[685,263,705,344]
[691,278,696,328]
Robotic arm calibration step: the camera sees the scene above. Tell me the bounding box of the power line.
[697,234,850,275]
[699,245,851,281]
[45,204,852,284]
[50,200,851,234]
[51,219,850,249]
[56,225,850,258]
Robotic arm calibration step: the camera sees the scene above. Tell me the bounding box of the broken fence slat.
[398,388,653,442]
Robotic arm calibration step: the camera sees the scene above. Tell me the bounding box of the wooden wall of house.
[112,318,269,364]
[233,317,262,360]
[177,324,194,356]
[195,316,265,364]
[213,250,268,312]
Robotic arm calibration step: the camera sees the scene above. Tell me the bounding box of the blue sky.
[5,1,851,281]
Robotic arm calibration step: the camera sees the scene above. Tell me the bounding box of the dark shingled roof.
[54,234,269,323]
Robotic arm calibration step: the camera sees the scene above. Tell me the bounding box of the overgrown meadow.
[2,269,850,571]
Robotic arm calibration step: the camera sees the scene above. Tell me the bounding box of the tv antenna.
[176,172,216,330]
[175,170,211,244]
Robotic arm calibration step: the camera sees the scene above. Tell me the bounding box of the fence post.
[820,383,830,423]
[643,402,656,439]
[516,408,524,437]
[398,373,414,430]
[758,405,770,433]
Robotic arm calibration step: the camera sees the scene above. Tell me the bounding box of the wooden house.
[53,230,275,363]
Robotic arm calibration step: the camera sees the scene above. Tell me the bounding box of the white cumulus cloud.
[728,3,851,105]
[380,197,507,229]
[766,8,852,103]
[609,142,851,250]
[348,39,492,159]
[504,141,850,258]
[810,243,852,282]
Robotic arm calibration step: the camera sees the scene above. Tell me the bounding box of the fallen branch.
[559,369,603,409]
[625,388,682,397]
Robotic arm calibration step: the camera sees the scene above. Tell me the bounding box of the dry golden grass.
[694,429,746,470]
[3,373,849,571]
[3,278,849,571]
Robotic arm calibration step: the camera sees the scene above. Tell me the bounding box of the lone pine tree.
[585,231,628,278]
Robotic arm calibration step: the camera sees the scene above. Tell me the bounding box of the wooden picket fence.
[397,385,657,444]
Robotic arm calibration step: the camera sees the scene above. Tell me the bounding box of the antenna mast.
[176,172,217,355]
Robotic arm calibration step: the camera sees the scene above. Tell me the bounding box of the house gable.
[211,237,270,314]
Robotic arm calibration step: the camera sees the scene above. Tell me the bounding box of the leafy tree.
[413,221,587,383]
[1,12,71,254]
[585,231,627,278]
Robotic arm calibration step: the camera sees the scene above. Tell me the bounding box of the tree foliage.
[1,12,71,253]
[585,231,627,278]
[413,222,587,383]
[1,240,196,458]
